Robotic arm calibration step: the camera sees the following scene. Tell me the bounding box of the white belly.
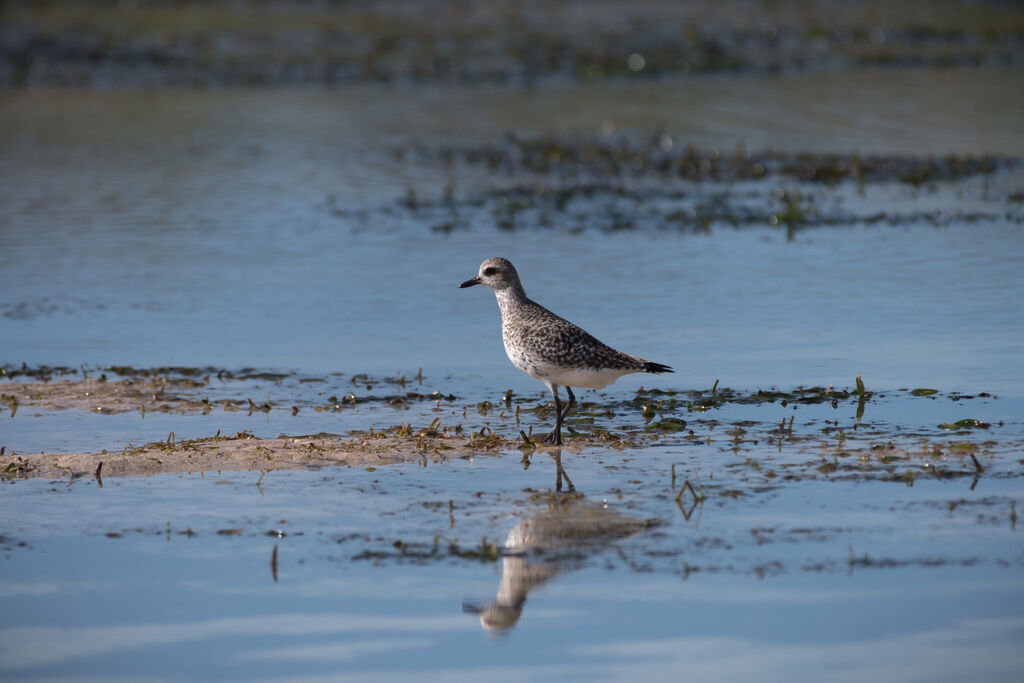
[505,348,637,389]
[540,364,638,389]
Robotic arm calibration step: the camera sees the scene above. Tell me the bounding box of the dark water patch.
[1,297,108,320]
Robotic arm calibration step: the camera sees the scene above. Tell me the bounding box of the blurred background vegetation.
[2,0,1022,88]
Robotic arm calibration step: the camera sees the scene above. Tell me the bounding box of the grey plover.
[460,257,673,445]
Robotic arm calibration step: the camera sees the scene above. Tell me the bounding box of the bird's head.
[459,257,521,292]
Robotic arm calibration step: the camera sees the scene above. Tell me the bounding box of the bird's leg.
[560,386,579,435]
[542,386,563,445]
[560,386,576,422]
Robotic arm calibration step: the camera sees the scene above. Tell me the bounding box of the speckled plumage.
[496,285,649,387]
[460,257,673,445]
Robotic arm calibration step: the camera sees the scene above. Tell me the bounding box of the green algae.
[939,419,992,430]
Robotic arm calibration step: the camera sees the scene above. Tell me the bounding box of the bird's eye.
[483,267,497,276]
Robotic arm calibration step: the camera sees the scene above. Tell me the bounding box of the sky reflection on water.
[2,458,1023,681]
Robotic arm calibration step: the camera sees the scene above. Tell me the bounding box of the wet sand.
[4,431,515,479]
[2,373,520,477]
[5,374,1015,486]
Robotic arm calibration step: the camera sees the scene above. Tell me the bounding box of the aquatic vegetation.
[939,418,992,430]
[386,135,1020,236]
[0,366,456,415]
[403,135,1013,186]
[645,417,688,432]
[3,370,1016,493]
[0,363,80,381]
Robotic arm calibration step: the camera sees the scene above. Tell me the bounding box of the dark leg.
[560,387,576,422]
[542,385,563,445]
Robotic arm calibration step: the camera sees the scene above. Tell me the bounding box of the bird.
[459,257,673,445]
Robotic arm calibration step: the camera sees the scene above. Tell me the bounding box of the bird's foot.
[541,430,563,446]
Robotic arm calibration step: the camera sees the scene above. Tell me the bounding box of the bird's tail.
[643,361,673,374]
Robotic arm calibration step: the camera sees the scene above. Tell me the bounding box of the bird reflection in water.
[464,449,651,634]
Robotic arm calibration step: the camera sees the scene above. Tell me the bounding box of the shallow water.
[3,207,1022,395]
[2,69,1024,680]
[3,385,1023,680]
[2,71,1023,396]
[3,438,1023,681]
